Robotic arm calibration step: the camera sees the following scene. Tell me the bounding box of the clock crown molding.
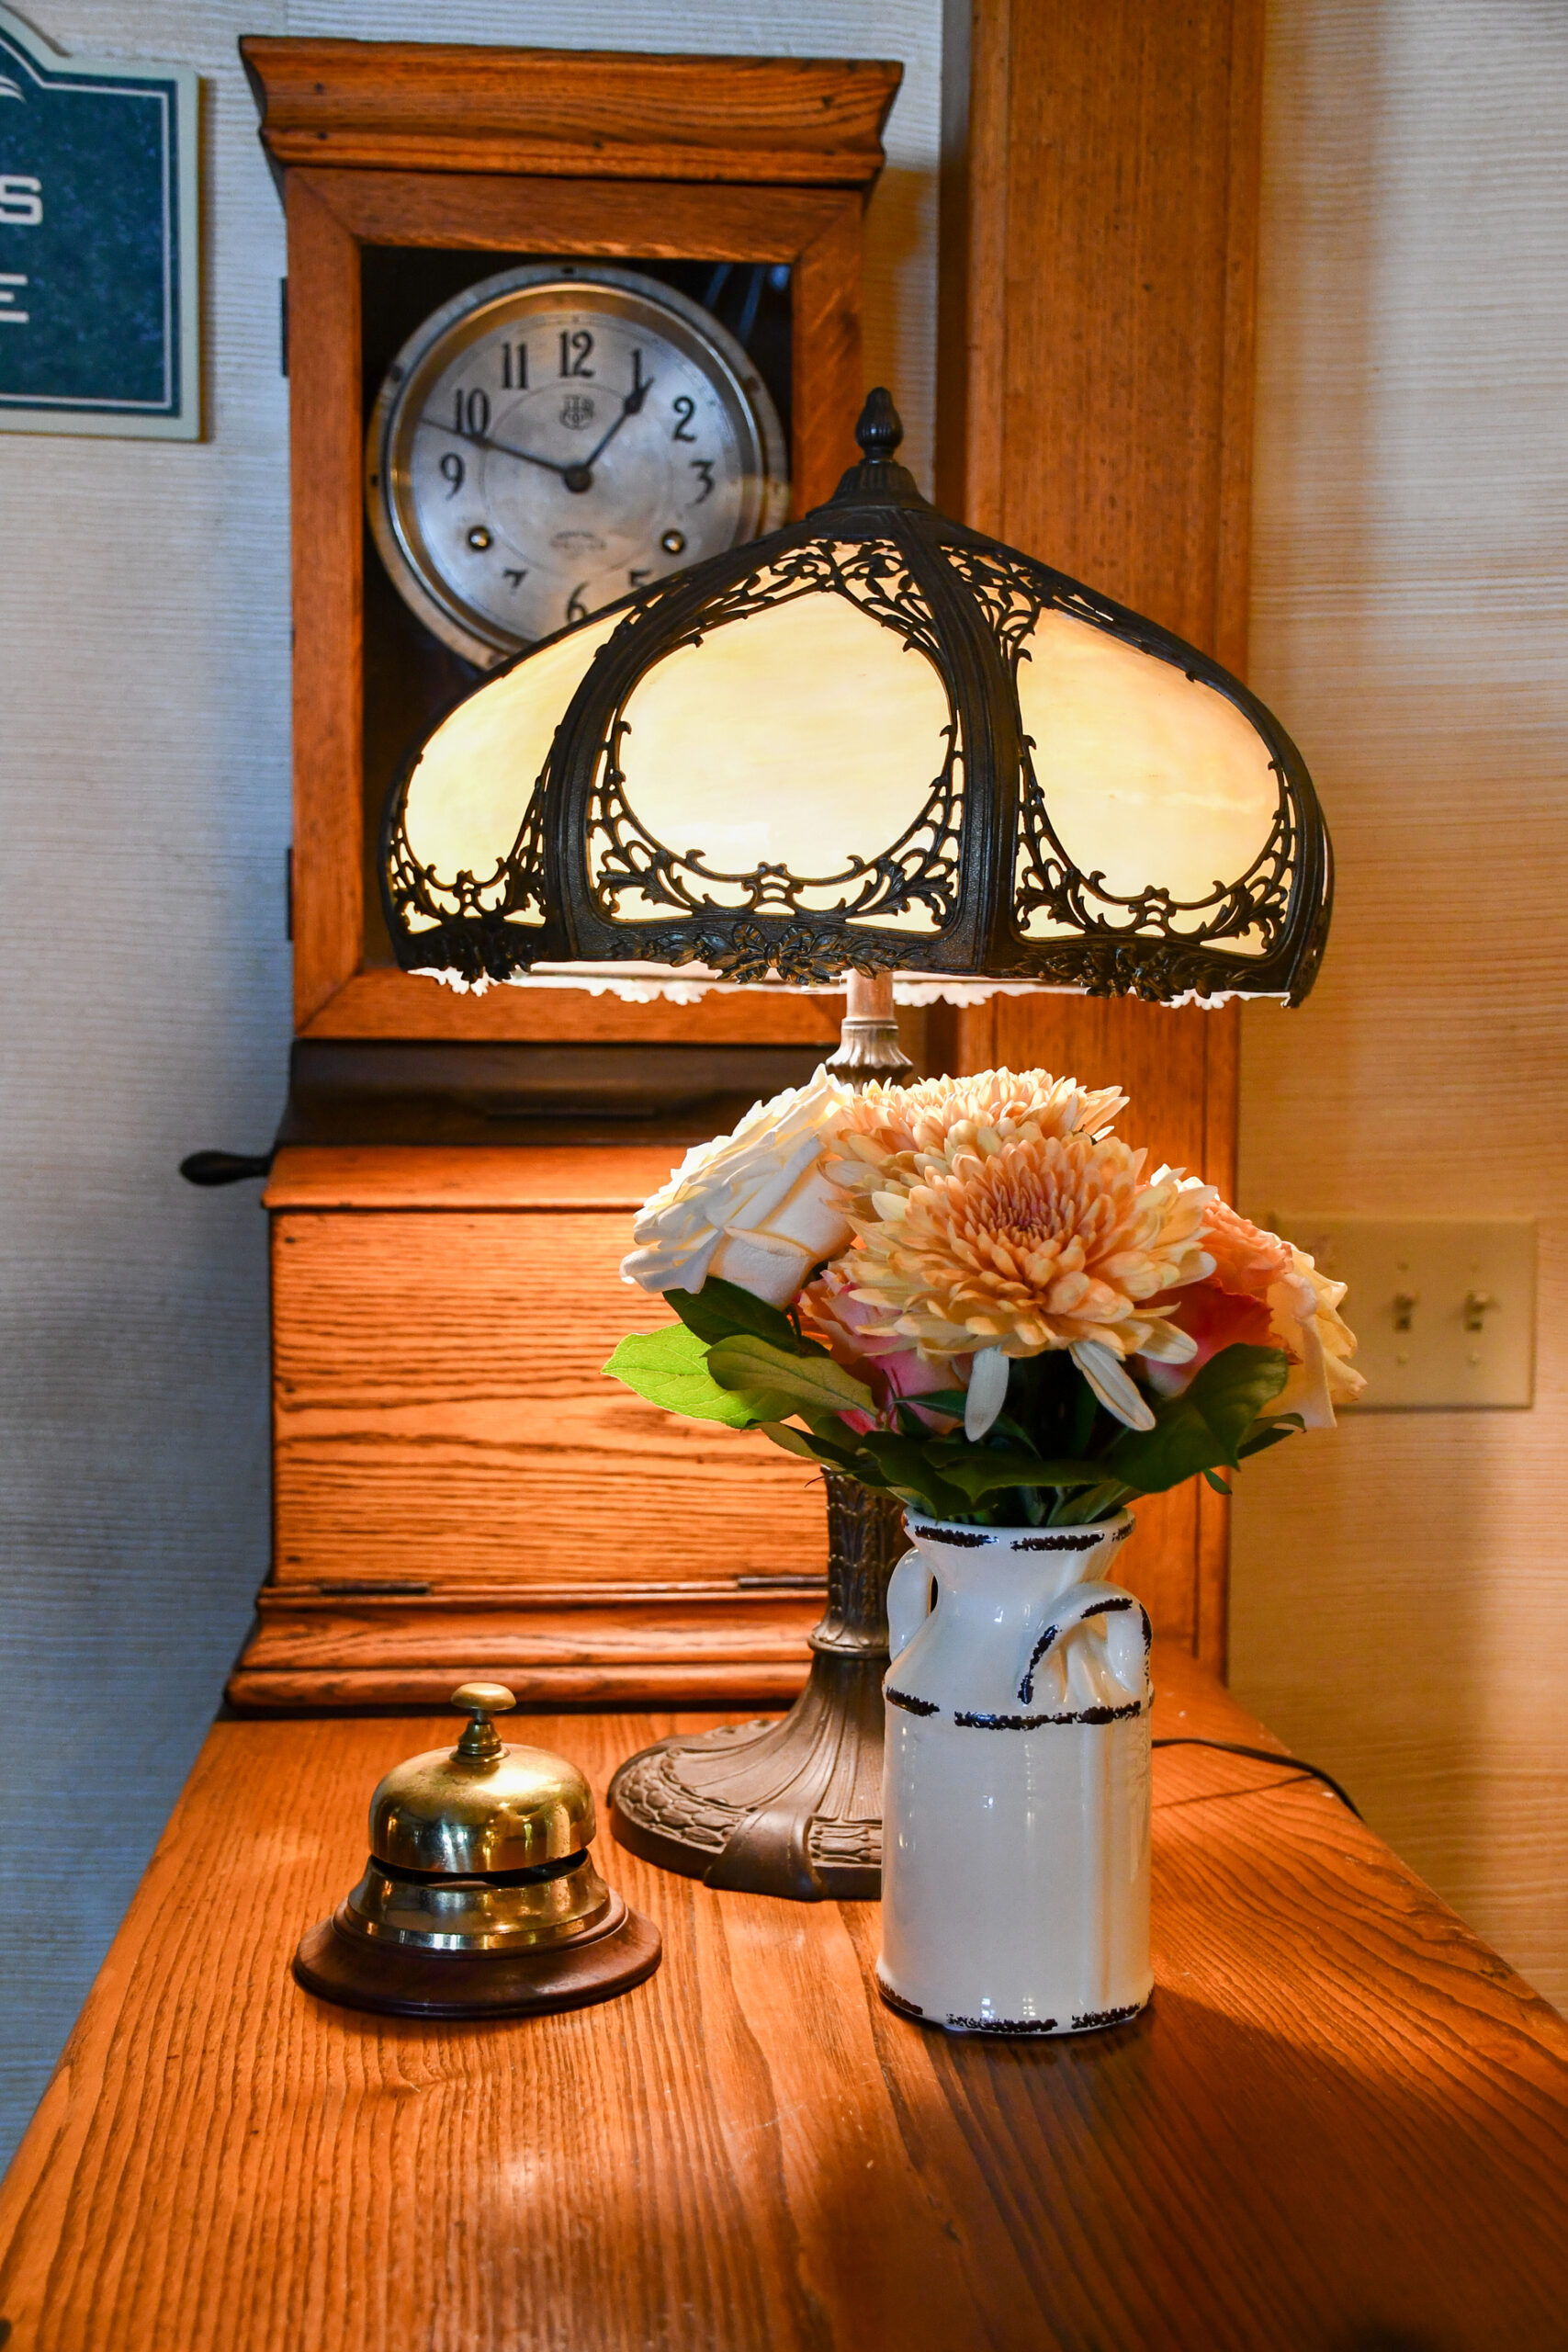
[239,40,903,188]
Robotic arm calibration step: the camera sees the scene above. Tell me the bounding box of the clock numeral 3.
[453,388,490,438]
[688,458,716,503]
[671,395,697,444]
[559,329,595,379]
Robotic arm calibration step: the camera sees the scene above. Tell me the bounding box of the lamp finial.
[854,388,903,462]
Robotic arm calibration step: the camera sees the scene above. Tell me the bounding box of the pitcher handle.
[886,1547,933,1668]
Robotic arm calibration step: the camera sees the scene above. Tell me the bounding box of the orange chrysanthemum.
[827,1066,1126,1202]
[841,1128,1213,1369]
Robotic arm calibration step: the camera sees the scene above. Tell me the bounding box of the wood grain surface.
[938,0,1263,1667]
[263,1143,682,1212]
[5,1649,1565,2351]
[269,1206,825,1592]
[243,40,902,187]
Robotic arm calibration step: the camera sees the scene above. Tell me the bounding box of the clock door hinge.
[279,277,288,378]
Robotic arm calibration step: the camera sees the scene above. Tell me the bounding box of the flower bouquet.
[606,1065,1362,1528]
[605,1063,1362,2029]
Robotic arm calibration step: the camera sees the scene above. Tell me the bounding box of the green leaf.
[1235,1414,1305,1461]
[924,1445,1105,1503]
[758,1419,873,1476]
[604,1326,773,1428]
[707,1334,875,1419]
[1047,1479,1136,1527]
[1202,1469,1234,1495]
[666,1278,807,1353]
[917,1390,1037,1450]
[852,1432,972,1520]
[1102,1345,1292,1495]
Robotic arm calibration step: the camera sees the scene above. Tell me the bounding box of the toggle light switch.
[1265,1218,1536,1410]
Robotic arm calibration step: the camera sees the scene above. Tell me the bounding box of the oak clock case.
[367,264,789,665]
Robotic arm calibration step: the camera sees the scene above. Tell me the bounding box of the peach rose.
[1140,1201,1364,1426]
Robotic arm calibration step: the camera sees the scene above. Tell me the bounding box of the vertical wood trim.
[790,195,864,510]
[938,0,1262,1665]
[286,175,363,1032]
[1215,0,1265,676]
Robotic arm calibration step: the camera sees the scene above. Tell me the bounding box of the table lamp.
[378,390,1332,1901]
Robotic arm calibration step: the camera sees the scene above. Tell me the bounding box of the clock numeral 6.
[566,581,590,623]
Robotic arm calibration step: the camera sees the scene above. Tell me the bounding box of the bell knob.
[367,1680,596,1877]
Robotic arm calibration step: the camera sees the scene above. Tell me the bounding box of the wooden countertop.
[3,1651,1566,2350]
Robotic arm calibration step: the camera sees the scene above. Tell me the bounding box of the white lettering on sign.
[0,272,28,323]
[0,174,42,226]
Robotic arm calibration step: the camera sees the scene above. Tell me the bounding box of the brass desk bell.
[295,1683,660,2018]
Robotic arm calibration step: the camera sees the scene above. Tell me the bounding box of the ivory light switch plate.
[1270,1218,1536,1410]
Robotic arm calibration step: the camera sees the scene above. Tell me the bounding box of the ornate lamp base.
[609,1475,908,1901]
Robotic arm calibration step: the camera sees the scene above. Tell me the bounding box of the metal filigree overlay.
[381,389,1333,1004]
[580,540,964,942]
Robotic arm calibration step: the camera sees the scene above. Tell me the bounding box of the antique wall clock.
[240,38,899,1047]
[367,263,788,662]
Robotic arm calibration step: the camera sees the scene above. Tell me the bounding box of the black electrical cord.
[1151,1737,1362,1821]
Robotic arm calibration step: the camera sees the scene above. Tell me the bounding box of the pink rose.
[799,1261,961,1436]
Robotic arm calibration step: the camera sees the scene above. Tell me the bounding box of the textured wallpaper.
[0,0,939,2168]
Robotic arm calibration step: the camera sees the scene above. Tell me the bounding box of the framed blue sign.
[0,4,199,436]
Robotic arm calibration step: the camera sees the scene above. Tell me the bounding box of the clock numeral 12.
[500,343,528,390]
[559,329,594,379]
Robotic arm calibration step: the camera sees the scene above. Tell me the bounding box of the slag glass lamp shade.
[381,390,1332,1007]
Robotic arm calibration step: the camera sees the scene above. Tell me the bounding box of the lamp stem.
[825,969,914,1087]
[607,967,919,1902]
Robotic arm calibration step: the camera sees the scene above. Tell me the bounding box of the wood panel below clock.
[228,1585,822,1711]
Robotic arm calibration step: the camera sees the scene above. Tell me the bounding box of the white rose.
[621,1068,855,1306]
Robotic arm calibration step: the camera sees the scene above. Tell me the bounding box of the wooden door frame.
[936,0,1265,1668]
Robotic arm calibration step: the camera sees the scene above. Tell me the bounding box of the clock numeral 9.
[453,388,490,438]
[440,452,465,498]
[559,329,594,379]
[671,396,697,444]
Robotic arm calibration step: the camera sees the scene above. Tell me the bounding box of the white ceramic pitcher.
[877,1510,1153,2036]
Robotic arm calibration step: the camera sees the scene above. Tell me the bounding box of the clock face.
[367,264,789,664]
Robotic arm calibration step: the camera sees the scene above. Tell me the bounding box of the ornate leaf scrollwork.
[382,781,550,982]
[948,541,1300,974]
[583,540,964,937]
[665,924,901,987]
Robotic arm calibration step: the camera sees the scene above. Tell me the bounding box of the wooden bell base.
[293,1888,661,2019]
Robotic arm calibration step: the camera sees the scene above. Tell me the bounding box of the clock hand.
[424,417,571,479]
[578,374,657,474]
